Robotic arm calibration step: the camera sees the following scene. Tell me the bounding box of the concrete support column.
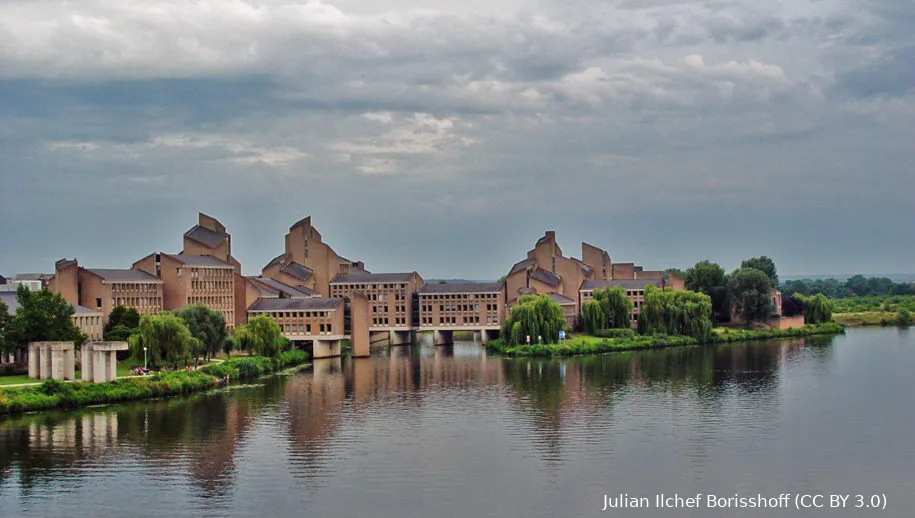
[51,348,65,380]
[93,350,107,383]
[391,330,410,345]
[107,351,117,381]
[312,339,341,359]
[28,344,39,379]
[40,346,52,380]
[82,347,94,382]
[433,330,453,346]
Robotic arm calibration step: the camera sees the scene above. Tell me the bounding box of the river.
[1,327,913,517]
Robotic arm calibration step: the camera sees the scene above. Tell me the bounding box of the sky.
[0,0,912,280]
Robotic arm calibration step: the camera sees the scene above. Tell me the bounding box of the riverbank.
[833,312,909,327]
[0,351,309,416]
[486,322,845,357]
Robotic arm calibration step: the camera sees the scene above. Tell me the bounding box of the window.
[96,298,102,308]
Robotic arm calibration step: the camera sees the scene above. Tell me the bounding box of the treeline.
[781,275,915,298]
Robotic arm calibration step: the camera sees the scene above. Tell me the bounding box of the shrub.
[898,308,913,327]
[593,328,635,339]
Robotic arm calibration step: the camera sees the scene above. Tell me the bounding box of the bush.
[593,328,635,339]
[0,352,311,416]
[898,308,913,327]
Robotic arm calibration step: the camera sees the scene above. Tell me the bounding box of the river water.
[1,328,913,518]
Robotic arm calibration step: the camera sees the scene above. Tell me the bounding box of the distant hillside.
[783,274,915,283]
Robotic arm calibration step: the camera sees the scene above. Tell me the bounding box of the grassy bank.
[0,350,308,416]
[833,312,907,327]
[486,323,845,357]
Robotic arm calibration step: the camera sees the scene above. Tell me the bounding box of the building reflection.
[1,334,838,498]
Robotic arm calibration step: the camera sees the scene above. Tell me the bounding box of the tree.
[579,300,606,334]
[105,306,140,334]
[595,287,634,329]
[684,260,729,321]
[898,308,913,327]
[794,293,833,325]
[500,294,566,346]
[637,286,713,341]
[233,315,285,358]
[3,285,86,353]
[0,300,9,354]
[741,256,778,287]
[128,312,198,369]
[728,268,773,327]
[222,336,236,358]
[174,304,227,361]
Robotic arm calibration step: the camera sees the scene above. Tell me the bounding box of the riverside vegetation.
[0,350,308,415]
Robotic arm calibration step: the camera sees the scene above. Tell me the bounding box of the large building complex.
[29,211,707,358]
[503,231,684,328]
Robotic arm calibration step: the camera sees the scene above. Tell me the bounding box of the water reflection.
[1,333,844,513]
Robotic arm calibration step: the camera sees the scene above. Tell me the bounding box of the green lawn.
[0,375,34,386]
[834,312,899,326]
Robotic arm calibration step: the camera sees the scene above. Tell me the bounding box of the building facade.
[247,297,345,340]
[329,272,423,330]
[417,283,503,329]
[50,258,165,320]
[579,279,664,328]
[133,253,237,327]
[280,216,365,296]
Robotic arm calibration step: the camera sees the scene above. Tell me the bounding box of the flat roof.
[86,268,161,282]
[331,272,416,283]
[419,282,500,294]
[248,297,341,311]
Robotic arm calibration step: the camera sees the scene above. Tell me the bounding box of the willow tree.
[728,267,773,327]
[595,287,634,329]
[501,294,566,346]
[129,312,198,369]
[233,315,285,358]
[580,300,606,334]
[793,293,833,325]
[637,286,713,341]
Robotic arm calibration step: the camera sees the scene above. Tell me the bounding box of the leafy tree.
[222,335,236,358]
[174,304,227,361]
[233,315,285,358]
[794,293,833,325]
[728,268,773,327]
[664,268,686,280]
[637,286,713,341]
[684,260,729,321]
[105,306,140,334]
[105,324,136,342]
[781,294,805,317]
[0,300,9,354]
[3,285,86,353]
[579,300,606,334]
[898,307,913,327]
[128,312,198,369]
[500,294,566,346]
[741,256,778,287]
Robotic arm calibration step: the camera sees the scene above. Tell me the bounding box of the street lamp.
[143,347,148,371]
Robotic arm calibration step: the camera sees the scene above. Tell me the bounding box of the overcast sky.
[1,0,912,280]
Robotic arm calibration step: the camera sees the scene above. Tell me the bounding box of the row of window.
[371,317,408,326]
[265,310,333,319]
[281,323,332,334]
[179,268,233,278]
[372,305,407,314]
[420,304,499,313]
[331,282,408,291]
[420,293,498,300]
[420,316,499,325]
[108,297,162,310]
[109,283,161,293]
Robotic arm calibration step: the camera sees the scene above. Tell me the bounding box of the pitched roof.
[165,254,231,267]
[248,297,341,312]
[85,268,161,282]
[0,292,98,315]
[331,272,416,283]
[184,225,229,248]
[419,282,500,294]
[547,293,576,305]
[55,258,78,270]
[508,258,535,276]
[263,253,287,269]
[250,277,318,298]
[530,268,561,287]
[580,279,661,291]
[15,273,52,281]
[572,257,593,277]
[281,262,313,281]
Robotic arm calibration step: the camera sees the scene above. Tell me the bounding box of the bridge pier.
[480,329,498,344]
[390,330,412,346]
[433,329,453,346]
[312,338,342,359]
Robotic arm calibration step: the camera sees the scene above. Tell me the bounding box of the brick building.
[133,253,237,327]
[50,258,164,319]
[329,271,423,331]
[417,283,503,329]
